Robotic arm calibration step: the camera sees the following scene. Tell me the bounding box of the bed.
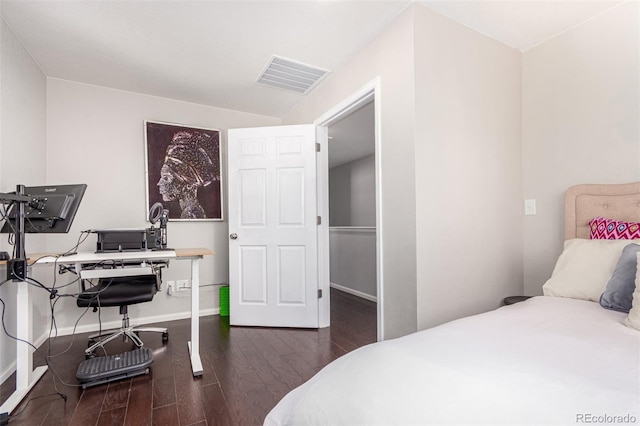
[265,182,640,425]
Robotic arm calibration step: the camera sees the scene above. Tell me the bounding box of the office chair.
[76,270,168,358]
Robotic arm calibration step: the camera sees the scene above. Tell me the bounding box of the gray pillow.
[600,243,640,313]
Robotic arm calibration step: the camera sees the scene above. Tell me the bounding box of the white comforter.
[265,297,640,425]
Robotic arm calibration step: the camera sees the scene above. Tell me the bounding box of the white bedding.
[265,296,640,425]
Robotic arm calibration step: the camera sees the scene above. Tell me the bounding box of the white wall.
[413,5,523,329]
[286,4,523,336]
[330,228,376,299]
[0,17,48,384]
[283,8,417,339]
[349,155,376,226]
[42,78,280,334]
[522,1,640,295]
[329,154,376,226]
[329,155,376,299]
[329,164,351,226]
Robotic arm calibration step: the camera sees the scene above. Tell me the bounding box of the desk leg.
[187,258,203,377]
[0,281,48,414]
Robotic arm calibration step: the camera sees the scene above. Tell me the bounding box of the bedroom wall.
[522,1,640,296]
[285,4,523,336]
[329,164,351,226]
[283,7,417,339]
[329,155,377,299]
[329,155,376,226]
[0,17,49,384]
[348,155,376,226]
[43,78,280,334]
[413,4,523,329]
[330,228,377,300]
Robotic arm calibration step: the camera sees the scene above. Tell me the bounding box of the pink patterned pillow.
[590,217,640,239]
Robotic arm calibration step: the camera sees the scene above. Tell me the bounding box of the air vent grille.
[258,56,329,94]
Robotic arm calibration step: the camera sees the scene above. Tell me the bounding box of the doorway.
[315,79,383,341]
[327,101,376,298]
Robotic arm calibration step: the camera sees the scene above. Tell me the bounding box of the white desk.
[0,247,213,414]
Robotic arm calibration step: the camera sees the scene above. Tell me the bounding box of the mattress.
[265,296,640,425]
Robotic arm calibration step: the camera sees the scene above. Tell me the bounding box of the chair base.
[85,325,168,358]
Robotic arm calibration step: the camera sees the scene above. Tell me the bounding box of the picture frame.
[144,121,223,221]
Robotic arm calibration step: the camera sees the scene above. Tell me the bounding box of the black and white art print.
[145,121,222,221]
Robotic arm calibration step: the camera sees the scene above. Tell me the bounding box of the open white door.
[227,124,323,327]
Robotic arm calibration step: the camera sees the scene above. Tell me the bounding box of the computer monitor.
[1,184,87,234]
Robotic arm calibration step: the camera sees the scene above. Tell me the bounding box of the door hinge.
[318,289,323,299]
[317,216,322,225]
[316,142,321,152]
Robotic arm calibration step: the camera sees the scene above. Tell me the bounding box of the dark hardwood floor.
[0,288,376,425]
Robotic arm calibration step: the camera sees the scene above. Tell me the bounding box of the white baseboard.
[0,360,16,386]
[330,282,377,303]
[0,332,51,386]
[51,308,219,337]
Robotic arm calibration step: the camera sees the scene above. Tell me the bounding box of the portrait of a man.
[145,121,222,220]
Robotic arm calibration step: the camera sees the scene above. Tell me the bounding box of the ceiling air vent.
[257,56,329,94]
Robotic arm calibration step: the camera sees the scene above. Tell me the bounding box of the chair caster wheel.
[88,339,95,347]
[162,332,169,342]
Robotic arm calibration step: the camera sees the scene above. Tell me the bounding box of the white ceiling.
[1,0,624,120]
[1,1,624,168]
[328,101,375,168]
[0,0,410,118]
[420,0,624,52]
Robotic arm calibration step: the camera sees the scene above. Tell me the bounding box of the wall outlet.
[524,199,536,216]
[176,279,190,291]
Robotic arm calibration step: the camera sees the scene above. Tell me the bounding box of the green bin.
[219,285,230,317]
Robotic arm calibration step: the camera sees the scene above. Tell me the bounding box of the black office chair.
[77,271,168,358]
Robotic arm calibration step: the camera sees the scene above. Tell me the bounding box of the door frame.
[314,77,383,341]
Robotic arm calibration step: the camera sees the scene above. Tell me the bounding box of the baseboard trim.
[330,282,377,303]
[0,360,16,386]
[52,308,219,337]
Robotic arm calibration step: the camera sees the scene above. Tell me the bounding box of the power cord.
[0,234,95,415]
[0,391,67,423]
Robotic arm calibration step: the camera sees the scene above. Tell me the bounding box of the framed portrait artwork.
[144,121,223,221]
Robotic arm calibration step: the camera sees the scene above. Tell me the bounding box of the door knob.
[230,233,238,240]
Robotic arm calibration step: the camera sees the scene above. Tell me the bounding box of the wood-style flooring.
[0,288,376,425]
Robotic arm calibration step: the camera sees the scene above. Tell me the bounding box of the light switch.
[524,199,536,216]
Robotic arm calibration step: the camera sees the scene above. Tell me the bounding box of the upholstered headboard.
[564,182,640,240]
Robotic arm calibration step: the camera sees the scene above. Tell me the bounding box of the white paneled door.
[227,125,323,327]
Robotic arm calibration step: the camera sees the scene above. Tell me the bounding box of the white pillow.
[624,252,640,330]
[542,239,638,302]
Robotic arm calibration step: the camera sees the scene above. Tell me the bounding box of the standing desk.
[0,247,213,414]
